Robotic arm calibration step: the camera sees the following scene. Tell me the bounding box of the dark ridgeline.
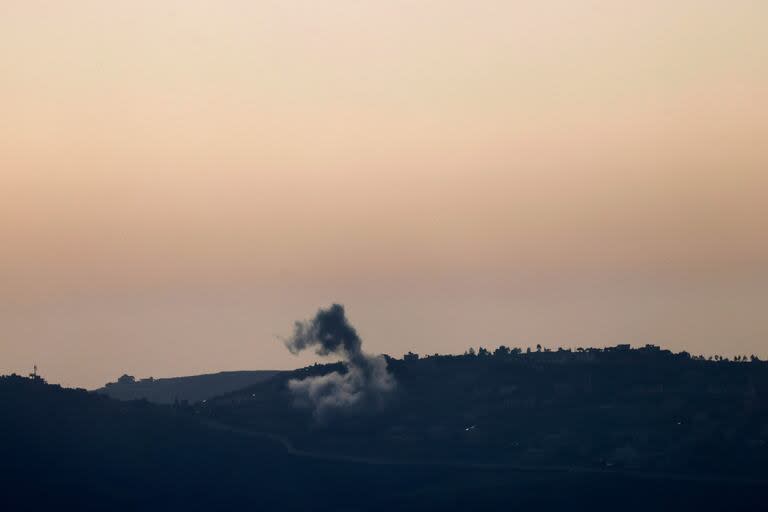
[2,344,767,511]
[95,370,281,404]
[207,344,768,477]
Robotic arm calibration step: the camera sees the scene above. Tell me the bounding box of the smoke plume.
[283,304,395,421]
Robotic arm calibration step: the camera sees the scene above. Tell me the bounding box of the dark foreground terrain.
[2,346,768,511]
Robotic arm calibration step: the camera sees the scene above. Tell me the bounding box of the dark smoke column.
[282,304,396,422]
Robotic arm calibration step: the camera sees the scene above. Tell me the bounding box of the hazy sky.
[2,1,767,388]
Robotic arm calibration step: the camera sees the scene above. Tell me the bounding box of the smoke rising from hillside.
[283,304,395,421]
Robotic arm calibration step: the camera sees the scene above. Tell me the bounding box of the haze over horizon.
[2,1,767,388]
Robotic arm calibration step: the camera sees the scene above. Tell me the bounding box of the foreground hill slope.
[94,369,281,404]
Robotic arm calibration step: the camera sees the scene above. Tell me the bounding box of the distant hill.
[94,370,281,404]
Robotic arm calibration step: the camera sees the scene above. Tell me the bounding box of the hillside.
[204,345,768,477]
[2,361,768,511]
[94,370,281,404]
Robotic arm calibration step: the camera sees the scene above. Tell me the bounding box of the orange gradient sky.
[2,1,767,388]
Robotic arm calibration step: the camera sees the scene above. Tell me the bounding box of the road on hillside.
[198,418,767,486]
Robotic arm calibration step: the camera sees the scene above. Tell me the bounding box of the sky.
[2,1,767,388]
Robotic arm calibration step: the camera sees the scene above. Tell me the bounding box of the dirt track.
[198,418,768,486]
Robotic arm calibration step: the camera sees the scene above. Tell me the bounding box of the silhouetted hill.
[0,374,274,510]
[94,370,281,404]
[205,345,768,478]
[3,347,768,511]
